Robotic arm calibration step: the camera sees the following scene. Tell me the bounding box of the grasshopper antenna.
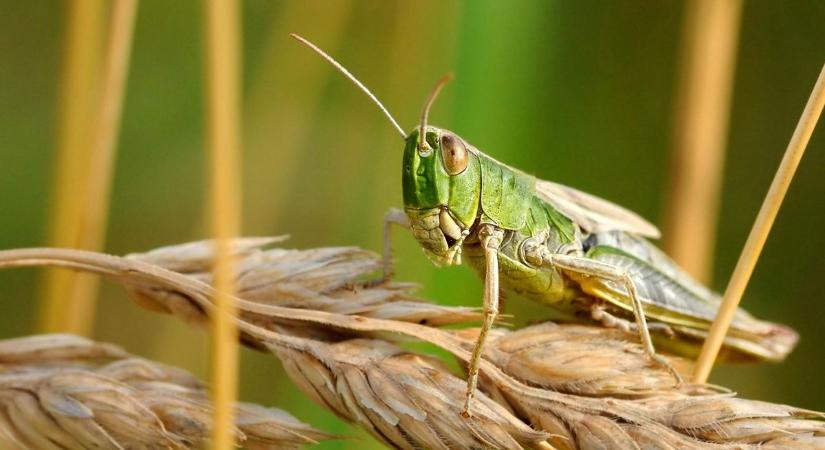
[290,33,406,139]
[418,73,454,152]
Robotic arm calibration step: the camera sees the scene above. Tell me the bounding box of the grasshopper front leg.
[462,224,504,417]
[544,253,684,386]
[381,208,410,282]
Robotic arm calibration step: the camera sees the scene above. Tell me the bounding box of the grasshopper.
[291,35,798,416]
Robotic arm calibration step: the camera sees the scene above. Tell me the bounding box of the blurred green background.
[1,1,823,448]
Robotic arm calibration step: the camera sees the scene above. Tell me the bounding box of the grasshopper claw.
[461,396,474,418]
[652,353,684,387]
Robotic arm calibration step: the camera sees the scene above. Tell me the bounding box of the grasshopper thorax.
[402,126,481,266]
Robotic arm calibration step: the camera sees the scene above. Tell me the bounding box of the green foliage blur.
[1,1,823,448]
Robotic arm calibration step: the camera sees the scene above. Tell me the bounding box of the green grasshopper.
[291,35,798,416]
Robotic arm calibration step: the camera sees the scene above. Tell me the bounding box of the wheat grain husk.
[0,334,331,450]
[0,239,822,449]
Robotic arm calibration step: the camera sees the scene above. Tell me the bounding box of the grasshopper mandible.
[291,34,798,416]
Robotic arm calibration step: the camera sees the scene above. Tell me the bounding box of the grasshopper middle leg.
[462,224,504,417]
[545,253,684,385]
[591,305,676,337]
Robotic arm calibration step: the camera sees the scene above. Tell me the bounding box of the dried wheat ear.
[0,333,332,450]
[0,238,822,449]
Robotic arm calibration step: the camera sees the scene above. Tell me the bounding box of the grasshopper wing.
[579,244,798,362]
[535,180,660,238]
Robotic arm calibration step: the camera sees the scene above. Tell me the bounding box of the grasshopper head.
[402,126,481,266]
[288,36,480,266]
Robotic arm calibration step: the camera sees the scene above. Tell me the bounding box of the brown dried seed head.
[126,238,481,327]
[0,334,126,364]
[1,243,824,449]
[0,334,332,450]
[485,322,697,397]
[663,396,825,443]
[479,323,825,449]
[274,338,548,450]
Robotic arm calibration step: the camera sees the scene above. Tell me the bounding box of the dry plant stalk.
[38,0,105,335]
[0,239,823,449]
[243,0,354,231]
[663,0,743,283]
[39,0,139,337]
[202,0,244,447]
[694,63,825,383]
[59,0,140,335]
[0,334,331,450]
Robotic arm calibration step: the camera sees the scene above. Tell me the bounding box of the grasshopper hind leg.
[545,253,684,386]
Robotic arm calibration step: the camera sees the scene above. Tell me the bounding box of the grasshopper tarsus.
[653,353,685,387]
[591,304,683,383]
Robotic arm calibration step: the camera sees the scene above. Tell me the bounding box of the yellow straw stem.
[203,0,242,448]
[662,0,743,284]
[81,0,138,251]
[693,63,825,383]
[74,0,138,334]
[38,0,105,334]
[243,1,352,233]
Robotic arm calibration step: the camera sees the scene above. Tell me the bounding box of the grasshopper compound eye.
[440,132,468,175]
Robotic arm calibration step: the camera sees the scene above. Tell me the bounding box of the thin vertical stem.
[73,0,138,335]
[243,1,353,234]
[693,64,825,383]
[662,0,743,284]
[38,0,105,334]
[81,0,138,250]
[203,0,242,449]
